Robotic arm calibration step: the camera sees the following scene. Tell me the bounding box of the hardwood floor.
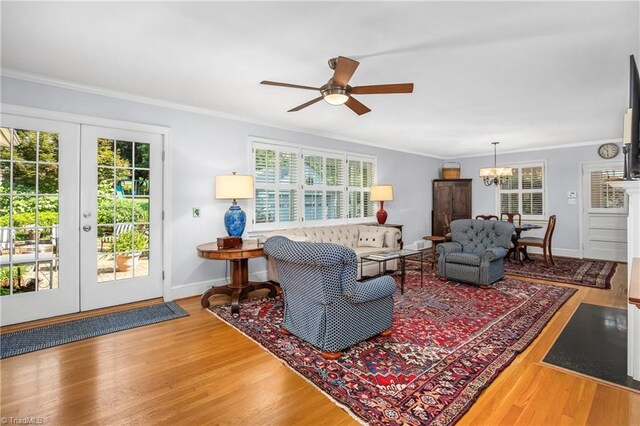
[1,266,638,425]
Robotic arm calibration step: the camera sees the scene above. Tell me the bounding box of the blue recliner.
[263,236,396,359]
[436,219,515,286]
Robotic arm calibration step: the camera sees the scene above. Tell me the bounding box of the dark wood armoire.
[432,179,472,236]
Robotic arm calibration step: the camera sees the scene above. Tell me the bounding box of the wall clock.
[597,143,619,159]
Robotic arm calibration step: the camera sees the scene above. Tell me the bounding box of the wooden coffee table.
[197,241,278,314]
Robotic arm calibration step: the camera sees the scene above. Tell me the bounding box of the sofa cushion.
[446,252,482,266]
[357,230,385,248]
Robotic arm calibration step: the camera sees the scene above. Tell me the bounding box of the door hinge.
[162,151,166,161]
[162,271,165,280]
[162,211,165,220]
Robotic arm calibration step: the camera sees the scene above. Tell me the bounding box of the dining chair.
[443,214,452,241]
[515,215,556,267]
[475,214,499,220]
[501,212,522,261]
[501,212,522,225]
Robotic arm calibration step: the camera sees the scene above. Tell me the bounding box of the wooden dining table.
[508,223,543,262]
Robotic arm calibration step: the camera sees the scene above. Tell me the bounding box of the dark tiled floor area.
[544,303,640,391]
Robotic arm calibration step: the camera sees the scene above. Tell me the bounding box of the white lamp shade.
[479,167,513,177]
[215,174,254,199]
[370,184,394,201]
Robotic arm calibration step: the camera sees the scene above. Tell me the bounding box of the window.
[254,144,298,226]
[347,156,375,219]
[498,162,545,219]
[302,150,345,222]
[251,140,376,229]
[589,169,626,212]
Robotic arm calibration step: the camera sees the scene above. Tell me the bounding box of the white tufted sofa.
[264,224,401,281]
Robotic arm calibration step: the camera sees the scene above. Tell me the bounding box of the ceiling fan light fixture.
[321,87,349,105]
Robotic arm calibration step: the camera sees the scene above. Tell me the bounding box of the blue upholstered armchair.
[263,236,396,359]
[436,219,515,286]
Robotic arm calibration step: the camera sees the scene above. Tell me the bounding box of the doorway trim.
[1,104,173,302]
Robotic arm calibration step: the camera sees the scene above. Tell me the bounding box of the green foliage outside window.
[114,230,149,253]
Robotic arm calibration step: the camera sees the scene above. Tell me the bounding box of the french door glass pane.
[0,127,59,296]
[96,138,150,283]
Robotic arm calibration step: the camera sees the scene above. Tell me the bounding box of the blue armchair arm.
[436,242,462,258]
[482,246,507,262]
[344,275,396,304]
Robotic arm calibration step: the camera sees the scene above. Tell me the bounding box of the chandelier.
[479,142,513,186]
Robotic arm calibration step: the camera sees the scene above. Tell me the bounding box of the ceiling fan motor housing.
[321,81,350,98]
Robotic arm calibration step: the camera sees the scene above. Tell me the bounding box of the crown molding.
[451,138,622,160]
[1,69,442,160]
[1,69,620,161]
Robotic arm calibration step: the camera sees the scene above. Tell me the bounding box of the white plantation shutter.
[498,163,545,219]
[590,169,626,212]
[251,139,376,229]
[302,149,345,223]
[253,142,299,228]
[347,155,376,220]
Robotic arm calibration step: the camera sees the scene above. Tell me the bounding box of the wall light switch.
[192,207,200,218]
[567,191,577,199]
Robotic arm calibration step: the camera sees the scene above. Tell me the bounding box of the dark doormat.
[1,302,189,359]
[543,303,640,391]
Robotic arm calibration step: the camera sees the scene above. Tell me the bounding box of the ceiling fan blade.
[288,96,323,112]
[261,81,320,91]
[333,56,360,87]
[351,83,414,94]
[345,97,371,115]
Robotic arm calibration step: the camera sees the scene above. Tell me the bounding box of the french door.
[80,126,163,311]
[0,115,164,326]
[0,114,80,325]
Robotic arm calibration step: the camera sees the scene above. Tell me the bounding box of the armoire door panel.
[432,179,472,236]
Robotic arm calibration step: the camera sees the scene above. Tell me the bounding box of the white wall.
[1,76,440,297]
[455,143,625,256]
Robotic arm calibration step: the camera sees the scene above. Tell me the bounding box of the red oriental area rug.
[504,255,617,289]
[209,273,575,425]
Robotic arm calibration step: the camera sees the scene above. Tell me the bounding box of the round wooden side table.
[422,235,447,270]
[197,241,278,314]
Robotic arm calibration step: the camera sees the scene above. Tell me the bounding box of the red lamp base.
[376,201,388,225]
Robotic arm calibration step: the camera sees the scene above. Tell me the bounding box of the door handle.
[83,225,92,232]
[83,211,91,218]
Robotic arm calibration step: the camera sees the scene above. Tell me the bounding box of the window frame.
[248,137,376,231]
[495,160,548,221]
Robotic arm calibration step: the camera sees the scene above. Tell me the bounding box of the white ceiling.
[1,1,639,158]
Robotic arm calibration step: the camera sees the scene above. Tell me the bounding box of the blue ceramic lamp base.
[224,200,246,238]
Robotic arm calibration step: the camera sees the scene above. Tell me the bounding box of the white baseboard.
[169,270,269,300]
[525,247,581,258]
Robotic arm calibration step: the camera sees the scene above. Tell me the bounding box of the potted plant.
[114,230,149,272]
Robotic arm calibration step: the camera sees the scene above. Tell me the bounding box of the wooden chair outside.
[501,212,522,225]
[475,215,499,220]
[515,215,557,267]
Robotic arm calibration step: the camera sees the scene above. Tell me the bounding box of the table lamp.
[370,184,393,225]
[215,172,254,237]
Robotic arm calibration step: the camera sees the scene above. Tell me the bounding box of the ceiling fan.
[260,56,414,116]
